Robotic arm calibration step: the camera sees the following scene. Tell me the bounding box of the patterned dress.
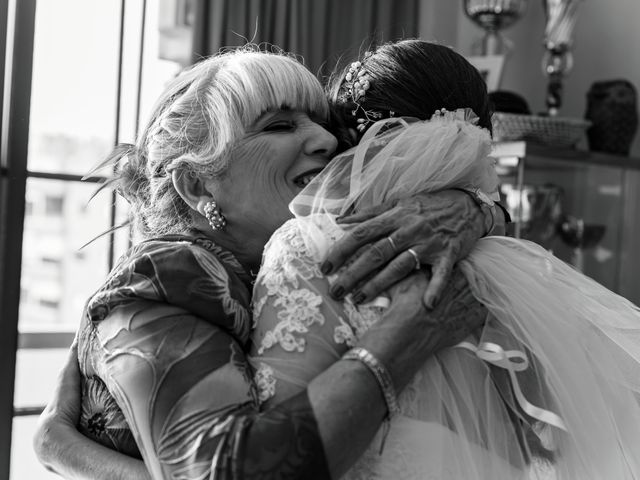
[76,235,330,479]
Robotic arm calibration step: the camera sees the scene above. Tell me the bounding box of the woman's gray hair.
[106,46,329,238]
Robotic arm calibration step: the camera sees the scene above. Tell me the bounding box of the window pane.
[19,178,113,332]
[13,349,70,408]
[27,0,121,175]
[12,416,61,480]
[12,349,72,479]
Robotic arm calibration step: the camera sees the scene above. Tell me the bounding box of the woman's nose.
[303,121,338,158]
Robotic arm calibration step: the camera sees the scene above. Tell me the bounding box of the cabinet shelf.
[494,141,640,170]
[492,141,640,305]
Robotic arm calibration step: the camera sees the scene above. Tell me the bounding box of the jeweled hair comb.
[337,52,395,133]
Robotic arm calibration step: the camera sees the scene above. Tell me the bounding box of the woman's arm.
[34,343,151,480]
[36,270,484,480]
[314,267,485,476]
[36,421,150,480]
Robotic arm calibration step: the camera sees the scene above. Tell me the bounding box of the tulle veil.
[286,112,640,479]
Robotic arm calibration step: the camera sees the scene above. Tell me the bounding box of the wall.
[452,0,640,157]
[418,0,459,47]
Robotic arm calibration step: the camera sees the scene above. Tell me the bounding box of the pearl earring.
[203,200,227,231]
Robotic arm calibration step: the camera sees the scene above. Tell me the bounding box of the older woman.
[34,47,496,479]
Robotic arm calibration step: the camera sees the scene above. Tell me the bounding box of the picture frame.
[466,55,506,92]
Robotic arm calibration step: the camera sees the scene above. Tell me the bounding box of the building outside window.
[1,1,194,478]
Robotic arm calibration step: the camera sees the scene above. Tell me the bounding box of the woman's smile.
[292,167,324,189]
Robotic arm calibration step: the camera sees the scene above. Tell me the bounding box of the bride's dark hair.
[327,39,493,147]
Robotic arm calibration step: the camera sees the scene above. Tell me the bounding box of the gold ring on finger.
[406,248,421,270]
[387,236,397,253]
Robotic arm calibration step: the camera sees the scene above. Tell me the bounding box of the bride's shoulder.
[263,218,306,257]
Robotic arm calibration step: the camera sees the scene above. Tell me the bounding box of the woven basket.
[492,112,591,148]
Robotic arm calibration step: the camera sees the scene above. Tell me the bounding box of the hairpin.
[430,108,479,125]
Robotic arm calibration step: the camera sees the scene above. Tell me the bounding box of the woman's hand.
[360,266,487,390]
[321,189,498,308]
[34,341,82,469]
[34,342,150,480]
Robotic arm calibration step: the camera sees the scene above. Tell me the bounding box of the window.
[43,195,64,216]
[40,257,61,265]
[37,299,59,309]
[0,1,194,478]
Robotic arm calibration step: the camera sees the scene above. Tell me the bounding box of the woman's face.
[206,109,337,266]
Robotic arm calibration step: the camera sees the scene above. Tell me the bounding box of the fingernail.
[321,261,333,275]
[330,285,345,299]
[352,290,367,304]
[427,294,440,310]
[423,295,434,310]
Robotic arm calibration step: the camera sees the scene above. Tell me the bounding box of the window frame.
[0,0,138,477]
[0,1,37,476]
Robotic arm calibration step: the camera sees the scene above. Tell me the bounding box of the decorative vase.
[585,80,639,156]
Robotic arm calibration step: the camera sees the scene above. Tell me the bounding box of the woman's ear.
[171,169,211,216]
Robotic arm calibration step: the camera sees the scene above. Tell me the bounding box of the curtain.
[191,0,420,77]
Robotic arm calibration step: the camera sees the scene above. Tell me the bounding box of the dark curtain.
[191,0,420,78]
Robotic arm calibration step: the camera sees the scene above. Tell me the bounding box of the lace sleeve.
[250,219,382,407]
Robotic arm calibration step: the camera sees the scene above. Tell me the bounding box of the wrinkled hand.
[34,341,82,464]
[423,266,487,347]
[321,190,485,309]
[385,266,486,349]
[360,267,487,391]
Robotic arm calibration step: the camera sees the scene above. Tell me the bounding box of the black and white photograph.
[1,1,640,479]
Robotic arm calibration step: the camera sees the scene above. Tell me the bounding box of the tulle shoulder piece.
[290,112,496,221]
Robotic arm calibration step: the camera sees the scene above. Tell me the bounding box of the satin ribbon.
[455,340,568,433]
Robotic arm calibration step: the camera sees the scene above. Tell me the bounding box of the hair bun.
[489,90,531,115]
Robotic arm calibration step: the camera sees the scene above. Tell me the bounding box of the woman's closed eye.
[263,121,296,132]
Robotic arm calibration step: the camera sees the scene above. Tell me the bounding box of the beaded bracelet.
[453,187,497,236]
[342,347,401,453]
[342,347,401,418]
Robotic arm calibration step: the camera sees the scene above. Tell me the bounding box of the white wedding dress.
[249,112,640,479]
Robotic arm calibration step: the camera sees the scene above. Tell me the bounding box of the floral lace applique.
[254,362,276,404]
[255,220,327,355]
[333,316,357,347]
[342,300,383,340]
[257,287,324,354]
[262,269,289,298]
[257,220,323,296]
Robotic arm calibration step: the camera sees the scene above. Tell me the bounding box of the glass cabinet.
[493,142,640,305]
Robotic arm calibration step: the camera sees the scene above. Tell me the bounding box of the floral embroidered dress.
[250,114,640,479]
[77,236,330,479]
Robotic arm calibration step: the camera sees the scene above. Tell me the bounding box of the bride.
[250,39,640,479]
